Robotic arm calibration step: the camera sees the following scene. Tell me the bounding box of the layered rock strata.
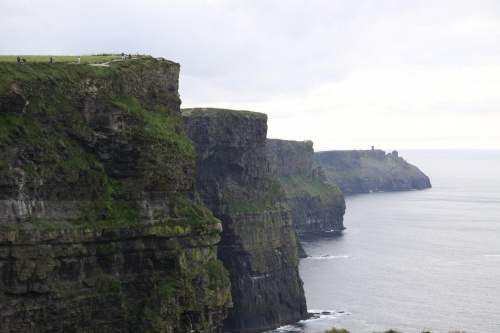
[0,58,231,332]
[0,226,230,332]
[266,139,345,233]
[182,108,308,333]
[314,150,432,194]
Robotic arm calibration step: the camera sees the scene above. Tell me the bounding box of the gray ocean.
[274,150,500,333]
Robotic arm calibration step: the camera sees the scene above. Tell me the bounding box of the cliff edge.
[314,149,432,194]
[183,108,308,333]
[266,139,345,233]
[0,58,231,332]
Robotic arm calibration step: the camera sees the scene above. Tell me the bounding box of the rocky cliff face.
[183,108,308,333]
[314,150,432,194]
[266,139,345,233]
[0,58,231,332]
[0,226,230,332]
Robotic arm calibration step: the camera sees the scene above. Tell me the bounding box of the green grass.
[204,260,230,290]
[0,56,196,232]
[228,180,282,213]
[168,195,220,227]
[323,327,350,333]
[107,92,196,159]
[280,172,342,202]
[182,107,267,120]
[0,55,169,94]
[0,57,113,93]
[95,272,123,297]
[74,162,141,230]
[0,114,24,144]
[139,276,183,326]
[26,217,66,230]
[0,54,124,63]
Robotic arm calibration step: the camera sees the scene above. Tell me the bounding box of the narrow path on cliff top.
[89,56,140,67]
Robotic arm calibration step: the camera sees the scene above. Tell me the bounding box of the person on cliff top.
[17,56,20,64]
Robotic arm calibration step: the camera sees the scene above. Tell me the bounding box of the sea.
[272,150,500,333]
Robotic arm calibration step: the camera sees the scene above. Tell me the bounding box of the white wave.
[307,254,351,260]
[273,324,297,332]
[308,309,337,313]
[308,309,350,316]
[268,310,349,332]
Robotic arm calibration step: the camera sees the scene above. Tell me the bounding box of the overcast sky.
[2,0,500,150]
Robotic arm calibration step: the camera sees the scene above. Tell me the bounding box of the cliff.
[266,139,345,233]
[0,58,231,332]
[182,108,308,333]
[314,150,432,194]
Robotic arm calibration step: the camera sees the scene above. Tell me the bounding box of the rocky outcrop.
[183,108,308,333]
[266,139,345,233]
[0,226,230,333]
[0,58,231,332]
[314,149,432,194]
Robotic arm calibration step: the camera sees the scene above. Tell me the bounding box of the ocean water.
[275,150,500,333]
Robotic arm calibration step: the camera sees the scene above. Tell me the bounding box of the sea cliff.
[266,139,345,233]
[314,149,432,194]
[0,58,231,332]
[183,108,308,332]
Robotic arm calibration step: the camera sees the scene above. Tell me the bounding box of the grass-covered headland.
[0,53,133,63]
[0,55,212,232]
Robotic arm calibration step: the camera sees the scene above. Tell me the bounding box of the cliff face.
[0,226,230,332]
[314,150,432,194]
[182,108,308,333]
[266,139,345,233]
[0,58,231,332]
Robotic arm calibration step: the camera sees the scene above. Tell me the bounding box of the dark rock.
[297,240,309,258]
[0,226,231,333]
[183,108,308,333]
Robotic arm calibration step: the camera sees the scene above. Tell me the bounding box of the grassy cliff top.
[182,107,267,119]
[315,149,385,154]
[0,55,123,63]
[0,56,179,94]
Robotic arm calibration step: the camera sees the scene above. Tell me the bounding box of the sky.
[2,0,500,150]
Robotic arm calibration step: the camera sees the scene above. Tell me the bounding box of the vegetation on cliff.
[0,57,204,230]
[0,54,124,64]
[314,149,431,194]
[0,57,231,332]
[183,108,308,332]
[267,139,345,233]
